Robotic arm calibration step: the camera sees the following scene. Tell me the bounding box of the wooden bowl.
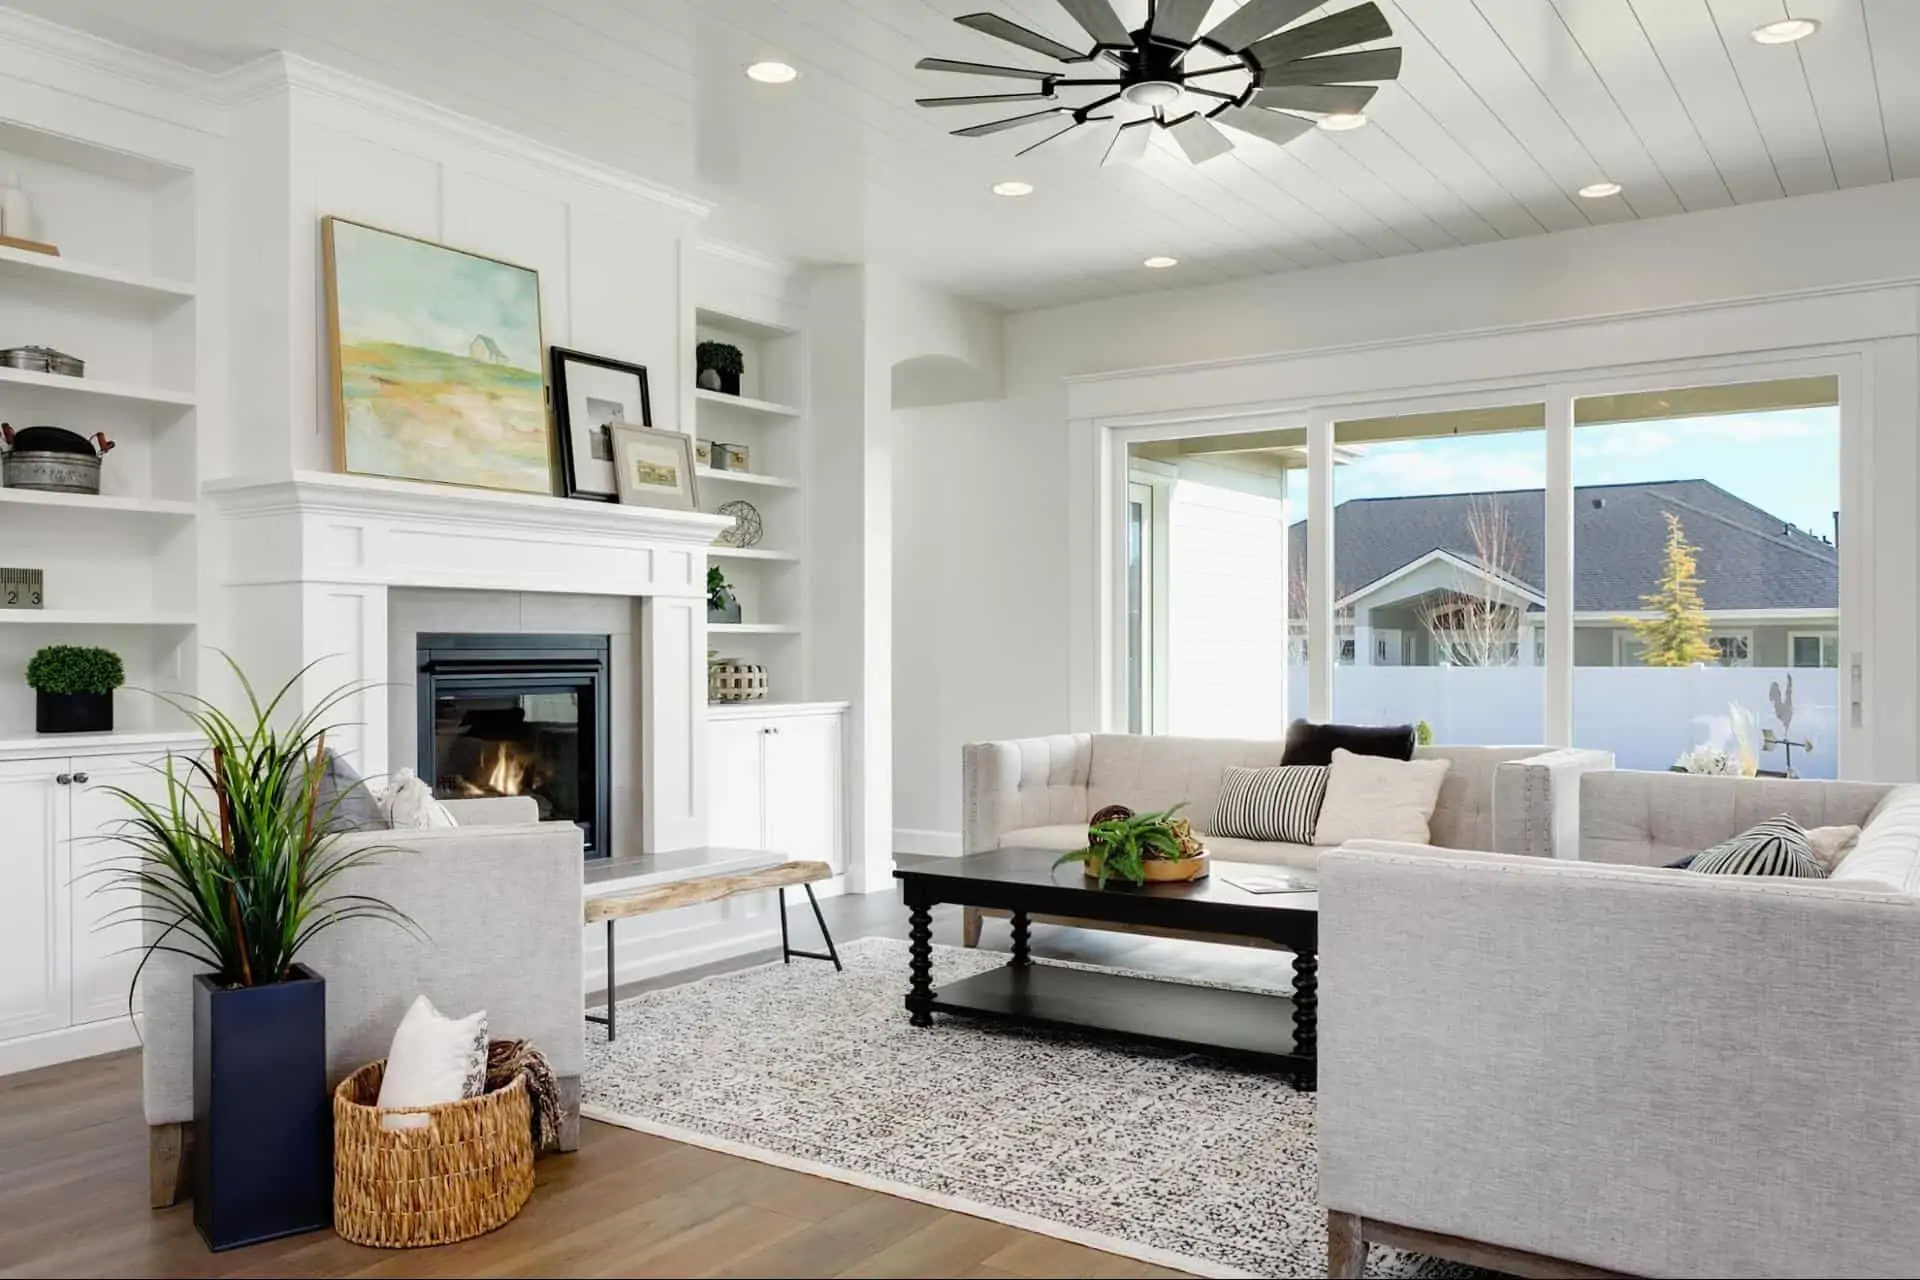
[1082,851,1210,883]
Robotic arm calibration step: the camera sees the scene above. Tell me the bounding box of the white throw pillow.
[382,767,457,829]
[1311,748,1452,846]
[376,994,488,1131]
[1805,824,1862,876]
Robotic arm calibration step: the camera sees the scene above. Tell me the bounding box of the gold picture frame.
[609,423,700,511]
[323,216,554,495]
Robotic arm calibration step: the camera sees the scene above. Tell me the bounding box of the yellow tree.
[1623,511,1716,666]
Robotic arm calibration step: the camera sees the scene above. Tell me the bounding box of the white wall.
[892,178,1920,841]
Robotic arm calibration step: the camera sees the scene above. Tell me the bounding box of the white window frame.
[1789,630,1841,668]
[1709,631,1754,668]
[1126,465,1175,733]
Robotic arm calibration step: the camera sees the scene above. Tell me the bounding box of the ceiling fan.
[914,0,1402,165]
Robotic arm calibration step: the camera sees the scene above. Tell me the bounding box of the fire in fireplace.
[416,633,612,859]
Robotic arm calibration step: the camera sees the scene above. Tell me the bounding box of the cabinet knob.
[56,773,72,786]
[72,772,89,785]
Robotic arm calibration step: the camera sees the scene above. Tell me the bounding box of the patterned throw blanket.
[486,1039,562,1152]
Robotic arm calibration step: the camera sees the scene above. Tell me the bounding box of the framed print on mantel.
[610,424,700,512]
[550,347,653,502]
[323,217,553,496]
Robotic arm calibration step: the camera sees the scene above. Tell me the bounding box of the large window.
[1326,404,1547,745]
[1572,377,1840,777]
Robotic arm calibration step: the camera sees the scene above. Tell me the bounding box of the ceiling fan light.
[1578,180,1622,199]
[1121,80,1184,108]
[1317,112,1368,131]
[746,61,798,84]
[1751,18,1820,44]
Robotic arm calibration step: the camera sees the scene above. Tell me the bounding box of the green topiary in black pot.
[696,341,745,396]
[27,644,125,734]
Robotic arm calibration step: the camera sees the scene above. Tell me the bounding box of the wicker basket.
[332,1056,534,1248]
[709,656,768,702]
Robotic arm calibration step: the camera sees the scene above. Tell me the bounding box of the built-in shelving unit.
[0,118,203,739]
[695,303,808,702]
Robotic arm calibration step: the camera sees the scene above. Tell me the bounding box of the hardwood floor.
[0,881,1285,1279]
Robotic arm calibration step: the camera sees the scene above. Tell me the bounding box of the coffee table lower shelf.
[920,962,1312,1084]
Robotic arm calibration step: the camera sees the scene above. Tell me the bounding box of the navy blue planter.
[192,965,330,1251]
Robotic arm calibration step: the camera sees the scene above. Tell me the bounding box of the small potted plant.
[1056,802,1208,888]
[696,340,745,396]
[27,643,124,733]
[104,657,411,1251]
[708,564,741,624]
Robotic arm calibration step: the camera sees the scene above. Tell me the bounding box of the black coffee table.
[893,848,1319,1087]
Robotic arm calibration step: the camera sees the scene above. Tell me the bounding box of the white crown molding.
[215,52,714,220]
[696,239,804,278]
[0,6,223,127]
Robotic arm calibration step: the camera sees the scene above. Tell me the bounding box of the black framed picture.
[550,346,653,501]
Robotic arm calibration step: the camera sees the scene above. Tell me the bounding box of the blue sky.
[1333,407,1841,541]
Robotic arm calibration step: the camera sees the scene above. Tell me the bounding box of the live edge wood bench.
[583,858,841,1040]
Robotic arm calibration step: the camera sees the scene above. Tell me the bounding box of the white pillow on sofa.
[382,767,457,829]
[376,994,488,1130]
[1311,748,1452,846]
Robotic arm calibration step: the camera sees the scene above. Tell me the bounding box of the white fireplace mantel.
[206,471,733,852]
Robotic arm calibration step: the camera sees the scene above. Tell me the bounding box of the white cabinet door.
[0,759,70,1041]
[69,754,167,1026]
[707,717,768,849]
[762,714,844,872]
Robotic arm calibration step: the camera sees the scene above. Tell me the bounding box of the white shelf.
[0,728,199,760]
[0,366,196,409]
[695,467,799,490]
[0,609,197,627]
[695,306,799,340]
[708,623,802,635]
[695,389,801,418]
[0,244,195,305]
[0,488,196,519]
[708,546,800,562]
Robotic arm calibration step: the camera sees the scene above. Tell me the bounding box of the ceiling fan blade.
[1103,117,1155,166]
[1055,0,1133,48]
[1017,120,1084,155]
[917,91,1055,108]
[1212,105,1315,147]
[956,12,1086,63]
[916,56,1057,82]
[1168,113,1235,164]
[1248,3,1393,67]
[1250,83,1378,115]
[1148,0,1214,46]
[1200,0,1319,53]
[1257,47,1403,87]
[954,107,1067,137]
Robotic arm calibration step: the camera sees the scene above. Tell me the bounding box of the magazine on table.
[1221,871,1316,894]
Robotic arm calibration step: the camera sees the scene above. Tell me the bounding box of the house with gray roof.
[1287,480,1838,669]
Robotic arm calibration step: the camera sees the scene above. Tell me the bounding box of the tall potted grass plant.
[104,657,411,1251]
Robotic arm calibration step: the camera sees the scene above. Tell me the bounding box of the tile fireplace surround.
[207,472,732,853]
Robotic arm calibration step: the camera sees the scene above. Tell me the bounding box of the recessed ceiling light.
[1751,17,1820,44]
[1143,256,1179,269]
[746,61,798,84]
[1318,113,1368,132]
[1578,180,1622,199]
[992,180,1034,197]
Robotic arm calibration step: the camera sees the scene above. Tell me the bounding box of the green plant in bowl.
[1055,803,1195,889]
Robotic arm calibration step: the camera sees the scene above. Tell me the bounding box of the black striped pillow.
[1212,765,1328,844]
[1688,815,1826,878]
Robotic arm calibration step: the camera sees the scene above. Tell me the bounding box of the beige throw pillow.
[1312,748,1452,846]
[1805,824,1862,876]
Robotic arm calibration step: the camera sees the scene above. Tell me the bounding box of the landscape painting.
[324,218,552,494]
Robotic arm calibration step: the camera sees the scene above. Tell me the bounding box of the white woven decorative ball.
[709,657,768,702]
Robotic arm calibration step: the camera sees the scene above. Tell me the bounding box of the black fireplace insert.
[416,633,611,860]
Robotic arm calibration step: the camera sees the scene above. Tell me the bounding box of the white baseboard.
[895,828,962,856]
[0,1017,142,1077]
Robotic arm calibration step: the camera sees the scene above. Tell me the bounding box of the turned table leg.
[1291,948,1318,1064]
[906,903,934,1026]
[1009,909,1031,968]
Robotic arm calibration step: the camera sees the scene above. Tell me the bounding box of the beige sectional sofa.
[959,732,1612,945]
[1318,770,1920,1277]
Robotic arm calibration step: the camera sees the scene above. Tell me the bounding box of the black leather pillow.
[1280,719,1417,768]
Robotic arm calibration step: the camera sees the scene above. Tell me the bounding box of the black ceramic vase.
[192,965,331,1251]
[35,690,111,734]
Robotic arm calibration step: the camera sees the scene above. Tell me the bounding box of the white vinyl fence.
[1269,665,1840,779]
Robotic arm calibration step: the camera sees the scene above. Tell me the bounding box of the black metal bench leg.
[804,882,843,972]
[779,885,792,964]
[605,919,616,1041]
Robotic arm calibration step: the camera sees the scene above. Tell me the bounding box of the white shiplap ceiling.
[11,0,1918,310]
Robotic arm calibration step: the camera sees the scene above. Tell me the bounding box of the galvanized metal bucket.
[3,450,101,494]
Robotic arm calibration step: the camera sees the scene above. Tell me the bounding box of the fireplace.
[416,633,612,859]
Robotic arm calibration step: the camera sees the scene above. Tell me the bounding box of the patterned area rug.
[583,937,1468,1279]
